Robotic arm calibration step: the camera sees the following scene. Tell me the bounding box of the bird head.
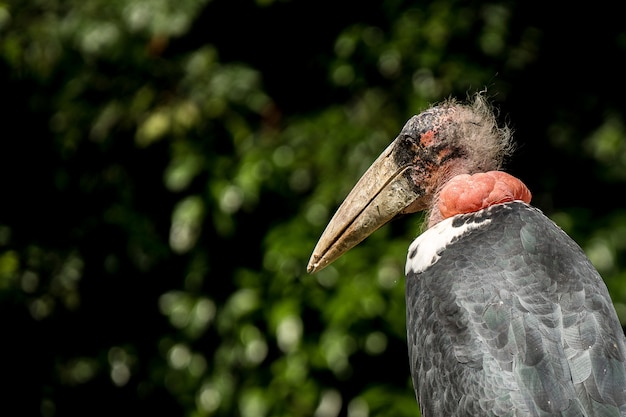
[307,96,515,273]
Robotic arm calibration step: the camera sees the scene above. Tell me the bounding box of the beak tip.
[307,250,332,273]
[306,255,321,274]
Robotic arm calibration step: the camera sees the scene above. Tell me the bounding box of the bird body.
[407,201,626,416]
[307,96,626,416]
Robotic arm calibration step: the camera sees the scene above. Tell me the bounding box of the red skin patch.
[420,131,435,147]
[438,171,532,220]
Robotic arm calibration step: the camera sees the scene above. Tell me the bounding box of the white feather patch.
[406,216,492,275]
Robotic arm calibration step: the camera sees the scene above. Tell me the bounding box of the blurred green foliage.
[2,0,626,416]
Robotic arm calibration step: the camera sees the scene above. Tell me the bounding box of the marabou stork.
[307,96,626,416]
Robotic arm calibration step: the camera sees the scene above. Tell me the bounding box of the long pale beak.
[307,139,423,273]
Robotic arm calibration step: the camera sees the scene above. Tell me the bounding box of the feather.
[406,201,626,416]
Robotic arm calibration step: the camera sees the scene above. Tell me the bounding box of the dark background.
[2,1,626,416]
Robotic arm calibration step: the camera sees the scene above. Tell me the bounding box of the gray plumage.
[406,201,626,416]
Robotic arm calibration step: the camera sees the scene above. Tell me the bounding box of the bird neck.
[427,171,532,228]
